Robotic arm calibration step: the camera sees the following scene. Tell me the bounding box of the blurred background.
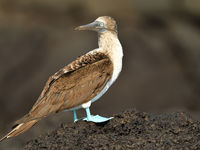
[0,0,200,149]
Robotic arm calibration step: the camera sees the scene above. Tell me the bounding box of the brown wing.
[38,51,108,100]
[15,52,113,124]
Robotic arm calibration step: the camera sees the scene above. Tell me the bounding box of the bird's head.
[75,16,117,33]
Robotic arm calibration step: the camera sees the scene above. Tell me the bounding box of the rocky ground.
[24,109,200,150]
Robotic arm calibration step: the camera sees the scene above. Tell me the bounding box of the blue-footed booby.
[0,16,123,142]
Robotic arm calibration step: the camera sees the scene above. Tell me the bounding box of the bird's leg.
[82,101,92,121]
[85,107,92,121]
[82,101,113,123]
[73,109,78,122]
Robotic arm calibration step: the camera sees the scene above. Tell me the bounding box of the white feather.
[90,37,123,104]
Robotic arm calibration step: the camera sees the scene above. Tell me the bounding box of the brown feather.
[14,52,113,125]
[0,120,38,142]
[1,52,112,142]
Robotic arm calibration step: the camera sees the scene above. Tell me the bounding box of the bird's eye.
[99,22,104,27]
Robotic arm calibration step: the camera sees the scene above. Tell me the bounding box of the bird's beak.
[75,21,99,31]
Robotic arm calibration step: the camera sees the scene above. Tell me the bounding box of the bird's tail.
[0,119,38,142]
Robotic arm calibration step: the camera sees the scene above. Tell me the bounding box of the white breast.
[90,39,123,104]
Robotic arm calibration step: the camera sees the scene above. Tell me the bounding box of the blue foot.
[83,115,113,123]
[83,107,113,123]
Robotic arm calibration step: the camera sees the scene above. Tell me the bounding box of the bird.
[0,16,123,142]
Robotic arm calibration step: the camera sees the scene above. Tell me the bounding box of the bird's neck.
[98,31,123,59]
[97,30,123,83]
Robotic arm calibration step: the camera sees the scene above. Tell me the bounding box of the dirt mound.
[24,109,200,150]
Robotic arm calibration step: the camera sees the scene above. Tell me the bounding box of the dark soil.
[24,109,200,150]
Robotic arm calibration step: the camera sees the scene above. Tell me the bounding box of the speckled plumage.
[0,16,123,141]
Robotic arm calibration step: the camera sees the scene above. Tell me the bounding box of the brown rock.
[24,109,200,150]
